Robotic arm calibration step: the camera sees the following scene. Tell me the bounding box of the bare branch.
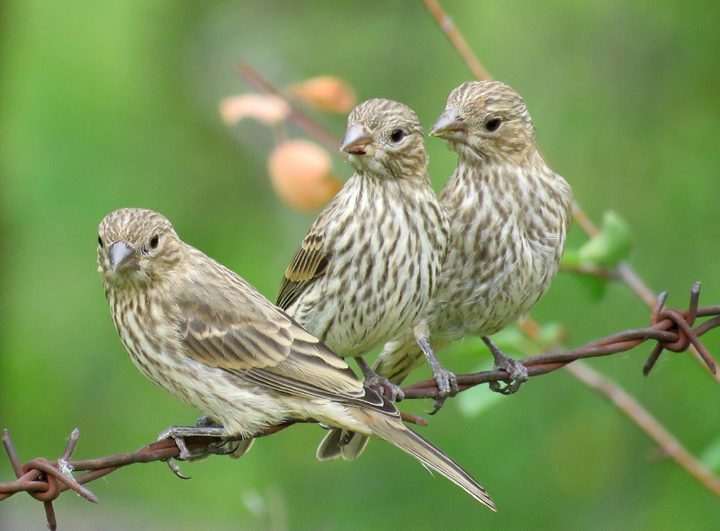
[566,361,720,497]
[236,63,340,152]
[423,0,492,80]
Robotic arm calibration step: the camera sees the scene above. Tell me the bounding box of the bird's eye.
[485,118,502,132]
[98,235,104,248]
[149,234,159,249]
[390,129,406,142]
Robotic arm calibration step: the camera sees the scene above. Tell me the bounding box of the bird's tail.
[317,338,423,461]
[356,410,496,510]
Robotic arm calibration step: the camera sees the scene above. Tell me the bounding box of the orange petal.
[219,94,290,126]
[268,140,342,212]
[289,76,357,114]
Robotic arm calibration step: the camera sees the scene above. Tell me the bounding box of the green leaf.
[537,322,566,345]
[576,272,608,301]
[456,384,504,417]
[578,210,633,268]
[560,248,582,267]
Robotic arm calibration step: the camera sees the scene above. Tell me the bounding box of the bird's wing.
[177,260,392,413]
[276,219,331,310]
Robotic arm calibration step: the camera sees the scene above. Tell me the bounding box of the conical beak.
[341,124,373,155]
[430,108,467,140]
[109,241,138,273]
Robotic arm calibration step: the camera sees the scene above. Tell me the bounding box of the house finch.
[97,208,494,510]
[276,98,452,398]
[378,80,573,398]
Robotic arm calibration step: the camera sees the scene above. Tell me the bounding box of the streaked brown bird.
[276,98,451,398]
[97,208,494,510]
[375,80,573,404]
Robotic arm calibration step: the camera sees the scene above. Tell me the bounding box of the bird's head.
[341,98,427,180]
[97,208,182,287]
[430,80,536,164]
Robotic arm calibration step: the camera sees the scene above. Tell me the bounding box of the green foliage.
[578,211,634,268]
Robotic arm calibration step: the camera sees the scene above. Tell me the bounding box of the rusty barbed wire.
[2,284,718,529]
[403,282,717,398]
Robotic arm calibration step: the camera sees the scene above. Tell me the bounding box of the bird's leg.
[355,357,405,402]
[482,336,529,395]
[414,321,458,414]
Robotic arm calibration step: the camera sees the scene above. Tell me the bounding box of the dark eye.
[485,118,502,132]
[390,129,406,142]
[149,234,159,249]
[98,235,104,248]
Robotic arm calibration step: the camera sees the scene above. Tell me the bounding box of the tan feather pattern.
[276,98,449,360]
[178,255,382,406]
[277,225,330,310]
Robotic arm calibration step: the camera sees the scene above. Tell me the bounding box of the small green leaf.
[491,327,539,356]
[576,273,608,301]
[578,211,633,268]
[456,385,504,417]
[560,248,582,267]
[537,322,566,345]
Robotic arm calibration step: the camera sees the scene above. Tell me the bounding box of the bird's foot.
[356,357,405,402]
[157,424,229,478]
[483,336,529,395]
[427,366,459,415]
[190,416,251,456]
[365,373,405,402]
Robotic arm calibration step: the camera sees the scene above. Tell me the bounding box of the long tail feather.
[358,411,495,510]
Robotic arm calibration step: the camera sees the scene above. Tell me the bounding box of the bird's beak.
[430,108,467,141]
[109,241,138,273]
[340,124,374,156]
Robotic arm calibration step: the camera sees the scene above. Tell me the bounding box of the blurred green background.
[2,1,719,529]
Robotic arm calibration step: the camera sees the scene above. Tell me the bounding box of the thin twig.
[236,62,340,152]
[423,0,492,80]
[565,361,720,498]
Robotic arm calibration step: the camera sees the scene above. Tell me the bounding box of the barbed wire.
[2,284,718,529]
[404,283,717,397]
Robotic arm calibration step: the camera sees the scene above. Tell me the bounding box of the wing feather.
[175,254,394,415]
[276,224,331,310]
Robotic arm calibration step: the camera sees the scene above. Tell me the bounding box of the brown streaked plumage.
[277,99,449,365]
[338,80,574,457]
[97,208,494,510]
[380,79,573,389]
[277,99,454,460]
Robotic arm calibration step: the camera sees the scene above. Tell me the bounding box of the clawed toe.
[483,336,529,395]
[157,424,229,473]
[489,358,528,395]
[366,374,405,402]
[428,369,458,415]
[166,458,191,480]
[157,427,193,460]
